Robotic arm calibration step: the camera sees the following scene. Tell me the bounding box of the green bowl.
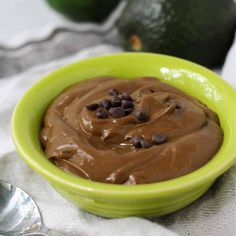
[12,53,236,218]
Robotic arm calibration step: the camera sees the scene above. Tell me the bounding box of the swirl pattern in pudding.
[40,77,223,184]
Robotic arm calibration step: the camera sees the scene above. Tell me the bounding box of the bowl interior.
[12,53,236,199]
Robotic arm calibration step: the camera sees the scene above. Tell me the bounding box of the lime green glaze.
[12,53,236,218]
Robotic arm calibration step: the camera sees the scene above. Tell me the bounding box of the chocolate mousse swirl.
[40,77,223,184]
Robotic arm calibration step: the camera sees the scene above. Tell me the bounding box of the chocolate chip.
[111,97,121,107]
[152,133,167,145]
[175,102,181,109]
[96,109,108,119]
[133,110,149,122]
[86,103,99,111]
[109,107,125,118]
[122,92,133,101]
[150,89,155,93]
[140,139,153,148]
[121,100,134,109]
[124,108,134,115]
[109,88,119,96]
[99,99,111,110]
[131,135,143,148]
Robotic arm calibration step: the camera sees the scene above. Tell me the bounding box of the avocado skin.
[47,0,121,22]
[117,0,236,68]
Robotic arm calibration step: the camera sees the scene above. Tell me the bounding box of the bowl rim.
[11,52,236,200]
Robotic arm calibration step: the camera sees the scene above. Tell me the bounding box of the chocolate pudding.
[40,77,223,184]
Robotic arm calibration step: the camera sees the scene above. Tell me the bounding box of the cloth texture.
[0,41,235,236]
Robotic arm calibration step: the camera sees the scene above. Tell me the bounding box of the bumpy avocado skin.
[47,0,121,22]
[117,0,236,68]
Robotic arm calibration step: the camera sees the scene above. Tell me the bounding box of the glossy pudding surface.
[40,77,223,184]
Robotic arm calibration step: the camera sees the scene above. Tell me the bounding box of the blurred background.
[1,0,235,79]
[0,0,122,78]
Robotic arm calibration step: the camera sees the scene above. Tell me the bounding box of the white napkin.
[0,42,235,236]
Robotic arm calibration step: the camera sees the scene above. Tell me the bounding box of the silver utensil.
[0,181,65,235]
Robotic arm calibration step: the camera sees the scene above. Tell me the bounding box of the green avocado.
[117,0,236,68]
[47,0,121,22]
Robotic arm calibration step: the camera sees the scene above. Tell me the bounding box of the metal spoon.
[0,181,65,235]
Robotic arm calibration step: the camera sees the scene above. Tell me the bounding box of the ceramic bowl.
[12,53,236,218]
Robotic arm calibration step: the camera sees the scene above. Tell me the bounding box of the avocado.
[117,0,236,68]
[47,0,121,22]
